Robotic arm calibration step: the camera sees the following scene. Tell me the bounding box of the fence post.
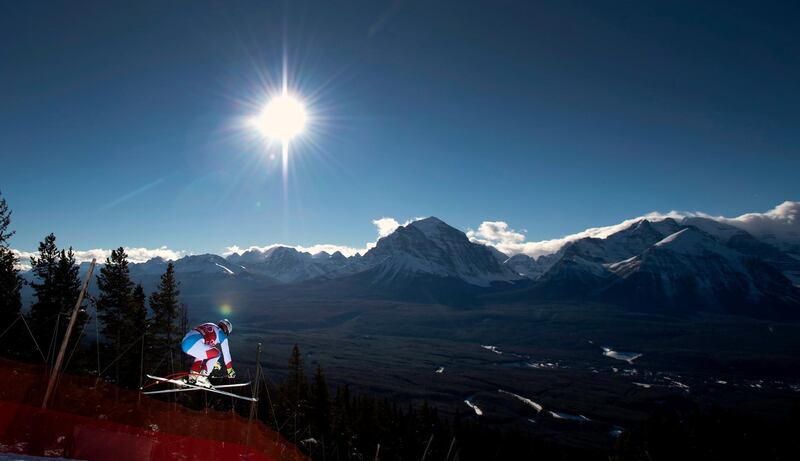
[42,258,96,409]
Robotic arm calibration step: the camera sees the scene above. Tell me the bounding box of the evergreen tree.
[0,250,21,325]
[129,284,149,383]
[53,248,89,369]
[310,364,331,440]
[282,344,309,444]
[178,302,189,370]
[95,247,135,385]
[0,191,13,245]
[29,233,61,348]
[148,262,181,374]
[0,191,23,355]
[54,248,82,317]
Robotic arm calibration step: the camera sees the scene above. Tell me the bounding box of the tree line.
[247,344,596,461]
[0,190,185,387]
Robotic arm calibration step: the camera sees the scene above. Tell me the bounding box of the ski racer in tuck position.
[181,319,236,387]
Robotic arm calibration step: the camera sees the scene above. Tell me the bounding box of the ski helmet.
[218,318,233,334]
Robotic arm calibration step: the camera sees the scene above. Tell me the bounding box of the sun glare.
[255,93,307,142]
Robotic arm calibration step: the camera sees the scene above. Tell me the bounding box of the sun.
[255,92,307,143]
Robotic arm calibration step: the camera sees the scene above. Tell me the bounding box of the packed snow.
[602,347,642,364]
[498,389,543,412]
[464,399,483,416]
[214,263,235,275]
[548,411,590,422]
[664,376,691,391]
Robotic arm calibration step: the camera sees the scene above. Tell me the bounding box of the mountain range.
[53,215,800,319]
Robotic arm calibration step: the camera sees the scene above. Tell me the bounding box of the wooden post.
[246,342,262,446]
[42,258,95,409]
[138,331,145,405]
[420,434,433,461]
[445,437,456,461]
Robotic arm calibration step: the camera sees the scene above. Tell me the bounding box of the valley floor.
[189,295,800,450]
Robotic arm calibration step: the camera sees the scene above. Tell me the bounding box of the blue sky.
[1,0,798,258]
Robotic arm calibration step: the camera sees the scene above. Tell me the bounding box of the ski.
[141,381,251,395]
[144,374,257,402]
[204,381,251,388]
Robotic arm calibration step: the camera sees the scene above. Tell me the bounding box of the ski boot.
[185,372,212,388]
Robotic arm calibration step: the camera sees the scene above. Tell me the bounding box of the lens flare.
[219,304,233,316]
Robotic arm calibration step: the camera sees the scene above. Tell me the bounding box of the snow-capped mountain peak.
[361,216,522,286]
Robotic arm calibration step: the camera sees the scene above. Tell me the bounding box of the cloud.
[467,217,650,258]
[223,243,367,258]
[702,201,800,243]
[373,217,401,237]
[12,246,185,270]
[10,249,34,271]
[467,222,525,245]
[468,201,799,258]
[225,216,428,258]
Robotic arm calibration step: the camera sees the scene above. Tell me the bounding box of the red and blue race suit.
[181,323,233,375]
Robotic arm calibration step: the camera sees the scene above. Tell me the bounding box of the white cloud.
[373,217,401,237]
[466,222,525,245]
[468,201,800,258]
[225,216,428,258]
[116,246,185,263]
[701,201,799,243]
[467,217,650,258]
[12,246,185,270]
[223,243,367,258]
[10,249,34,271]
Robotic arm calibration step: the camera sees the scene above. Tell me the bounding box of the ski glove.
[227,367,236,379]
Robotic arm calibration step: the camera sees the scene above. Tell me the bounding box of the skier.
[181,319,236,387]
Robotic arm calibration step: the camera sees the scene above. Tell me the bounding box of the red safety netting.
[0,358,307,461]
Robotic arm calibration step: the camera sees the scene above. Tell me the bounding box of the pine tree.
[29,233,61,348]
[53,248,89,369]
[311,364,332,441]
[0,191,13,245]
[286,344,308,400]
[0,250,21,324]
[148,262,181,374]
[0,191,23,355]
[178,303,189,370]
[95,247,135,385]
[128,284,149,383]
[54,248,82,316]
[283,344,309,444]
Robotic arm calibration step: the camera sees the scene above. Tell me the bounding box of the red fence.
[0,359,306,461]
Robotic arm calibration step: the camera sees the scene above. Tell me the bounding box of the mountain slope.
[357,217,521,287]
[226,246,352,283]
[602,227,800,317]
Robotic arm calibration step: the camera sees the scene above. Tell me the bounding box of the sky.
[1,0,798,260]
